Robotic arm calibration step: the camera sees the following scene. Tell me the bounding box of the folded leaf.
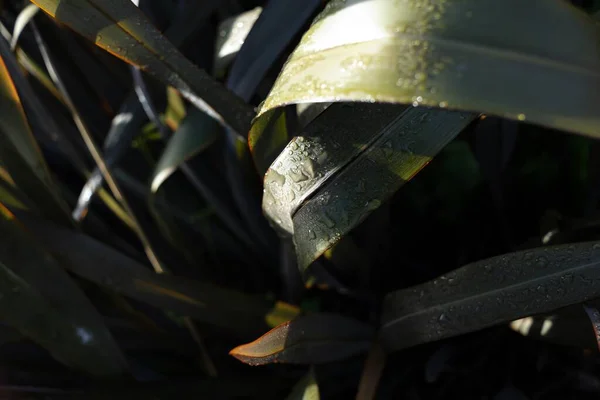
[381,241,600,351]
[0,204,127,376]
[230,313,374,365]
[262,103,475,271]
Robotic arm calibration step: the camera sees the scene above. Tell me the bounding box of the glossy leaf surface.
[381,241,600,351]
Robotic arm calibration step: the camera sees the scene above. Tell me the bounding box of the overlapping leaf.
[0,204,127,376]
[0,35,71,224]
[249,0,600,272]
[31,0,254,134]
[230,313,373,365]
[13,210,273,337]
[380,241,600,351]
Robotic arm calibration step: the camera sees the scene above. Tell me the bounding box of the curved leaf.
[226,0,322,101]
[0,204,127,376]
[150,111,220,193]
[380,241,600,352]
[251,0,600,159]
[229,313,374,365]
[263,103,475,271]
[31,0,254,134]
[214,7,262,77]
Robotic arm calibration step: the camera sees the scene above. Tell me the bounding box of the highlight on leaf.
[230,313,374,366]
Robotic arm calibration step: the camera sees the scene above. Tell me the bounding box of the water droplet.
[268,170,286,186]
[438,313,447,322]
[438,101,448,108]
[517,113,526,121]
[290,142,298,150]
[308,229,316,240]
[322,213,336,229]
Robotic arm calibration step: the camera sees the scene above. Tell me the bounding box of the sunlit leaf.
[214,7,262,77]
[10,3,40,51]
[32,0,254,134]
[249,0,600,271]
[230,313,373,365]
[0,204,127,376]
[13,210,273,337]
[509,304,598,349]
[150,111,220,193]
[226,0,322,101]
[262,103,475,271]
[381,241,600,351]
[286,368,320,400]
[356,342,386,400]
[252,0,600,156]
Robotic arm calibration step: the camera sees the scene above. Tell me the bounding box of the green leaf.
[286,368,320,400]
[0,36,72,225]
[214,7,262,78]
[13,210,273,337]
[262,103,475,271]
[150,112,220,193]
[380,241,600,352]
[229,313,373,365]
[31,0,254,134]
[0,204,127,376]
[251,0,600,157]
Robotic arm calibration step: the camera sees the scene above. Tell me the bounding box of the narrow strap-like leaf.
[381,241,600,352]
[32,0,255,134]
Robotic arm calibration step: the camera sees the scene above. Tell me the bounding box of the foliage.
[0,0,600,398]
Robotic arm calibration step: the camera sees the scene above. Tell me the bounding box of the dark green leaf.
[13,210,273,337]
[381,241,600,351]
[0,204,127,376]
[32,0,254,134]
[0,35,72,225]
[229,313,374,365]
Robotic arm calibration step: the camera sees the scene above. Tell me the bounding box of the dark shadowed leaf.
[31,0,254,134]
[226,0,322,102]
[381,241,600,351]
[0,204,127,376]
[13,210,273,337]
[10,3,41,50]
[510,304,598,349]
[0,35,72,224]
[229,313,374,365]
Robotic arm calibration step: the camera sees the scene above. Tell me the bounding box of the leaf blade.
[230,313,374,365]
[381,241,600,351]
